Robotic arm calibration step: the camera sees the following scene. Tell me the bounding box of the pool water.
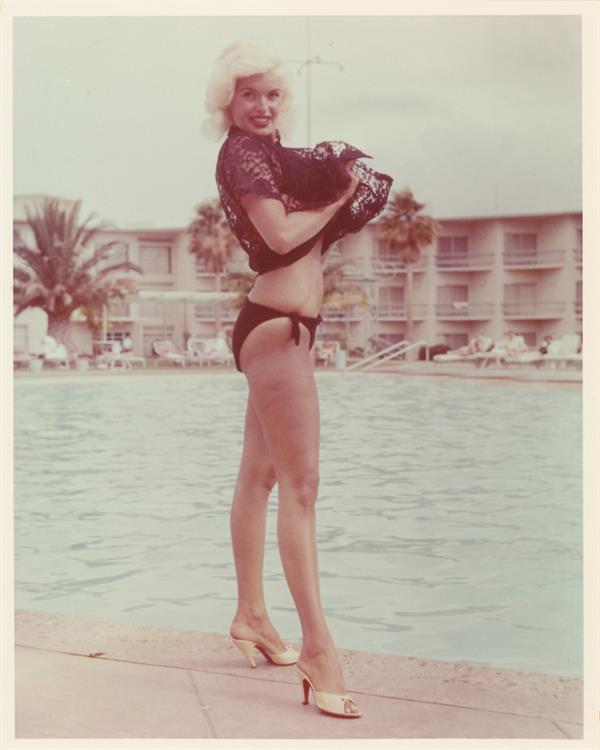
[14,372,582,677]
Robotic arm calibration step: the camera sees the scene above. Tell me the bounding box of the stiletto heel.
[231,638,258,668]
[230,637,299,668]
[301,675,310,705]
[295,665,362,718]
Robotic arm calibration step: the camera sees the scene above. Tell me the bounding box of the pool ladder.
[344,340,427,372]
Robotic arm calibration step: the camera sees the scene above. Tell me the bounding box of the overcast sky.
[13,14,581,228]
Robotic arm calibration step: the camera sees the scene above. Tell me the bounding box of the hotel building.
[13,195,582,358]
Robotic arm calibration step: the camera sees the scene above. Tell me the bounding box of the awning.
[133,289,240,303]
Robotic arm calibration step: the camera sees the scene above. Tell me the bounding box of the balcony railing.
[575,300,582,315]
[434,302,494,319]
[502,301,566,318]
[194,304,239,320]
[435,251,494,269]
[375,303,428,320]
[372,255,427,273]
[503,249,566,267]
[225,259,251,274]
[320,305,364,321]
[108,302,131,318]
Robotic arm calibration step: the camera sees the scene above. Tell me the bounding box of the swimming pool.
[14,371,582,677]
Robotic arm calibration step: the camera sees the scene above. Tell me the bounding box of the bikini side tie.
[289,313,323,346]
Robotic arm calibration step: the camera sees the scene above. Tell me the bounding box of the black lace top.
[215,125,393,275]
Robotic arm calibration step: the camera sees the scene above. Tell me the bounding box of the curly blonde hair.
[202,39,295,141]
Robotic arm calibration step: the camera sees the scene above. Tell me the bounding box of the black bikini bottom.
[232,297,323,373]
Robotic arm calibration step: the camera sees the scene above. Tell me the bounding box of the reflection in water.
[14,373,582,676]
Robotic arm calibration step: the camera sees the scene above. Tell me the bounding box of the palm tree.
[13,197,142,352]
[187,199,238,333]
[377,188,440,345]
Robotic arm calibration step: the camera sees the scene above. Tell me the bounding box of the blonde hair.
[202,39,294,141]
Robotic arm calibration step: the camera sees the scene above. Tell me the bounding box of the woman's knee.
[237,463,277,496]
[279,468,319,508]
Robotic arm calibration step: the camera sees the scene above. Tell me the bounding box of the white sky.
[13,14,581,228]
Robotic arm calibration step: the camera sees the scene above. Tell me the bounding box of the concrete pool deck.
[14,609,583,740]
[14,359,582,385]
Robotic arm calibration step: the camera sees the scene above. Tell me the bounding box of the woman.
[203,40,392,718]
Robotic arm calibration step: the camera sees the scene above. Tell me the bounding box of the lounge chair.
[185,337,211,367]
[151,339,187,367]
[314,340,340,366]
[202,335,235,366]
[41,335,71,368]
[13,350,33,369]
[541,334,582,369]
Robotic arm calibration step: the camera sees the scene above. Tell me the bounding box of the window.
[379,287,404,305]
[504,283,536,303]
[576,279,582,302]
[576,229,582,248]
[376,239,394,257]
[109,299,129,317]
[195,256,208,273]
[138,300,161,319]
[139,242,172,274]
[437,236,468,255]
[504,233,537,252]
[194,303,214,319]
[96,241,129,269]
[437,285,468,303]
[504,233,537,264]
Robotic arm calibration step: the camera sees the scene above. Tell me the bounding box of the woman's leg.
[229,394,289,654]
[240,318,349,694]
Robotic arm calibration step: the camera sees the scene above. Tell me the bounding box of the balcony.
[434,302,494,320]
[575,300,582,316]
[321,305,364,322]
[108,301,132,320]
[435,251,494,270]
[194,304,239,321]
[503,248,566,269]
[226,260,254,276]
[324,255,369,279]
[371,255,427,274]
[502,301,566,319]
[375,303,427,320]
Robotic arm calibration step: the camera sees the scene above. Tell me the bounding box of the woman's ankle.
[233,604,268,620]
[299,636,337,660]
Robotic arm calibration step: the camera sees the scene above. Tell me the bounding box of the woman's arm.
[241,164,359,255]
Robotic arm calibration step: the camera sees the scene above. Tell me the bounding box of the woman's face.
[228,70,284,138]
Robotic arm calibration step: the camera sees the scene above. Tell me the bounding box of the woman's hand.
[342,159,360,201]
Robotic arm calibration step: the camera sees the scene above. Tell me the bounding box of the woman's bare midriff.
[248,236,325,317]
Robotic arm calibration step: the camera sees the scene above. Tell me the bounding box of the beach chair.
[542,334,582,369]
[185,337,211,367]
[314,340,340,366]
[41,335,71,368]
[151,339,187,367]
[202,335,235,366]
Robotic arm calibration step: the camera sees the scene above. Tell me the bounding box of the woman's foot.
[229,608,290,655]
[297,640,347,695]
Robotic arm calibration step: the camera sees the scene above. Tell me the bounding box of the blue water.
[14,372,582,677]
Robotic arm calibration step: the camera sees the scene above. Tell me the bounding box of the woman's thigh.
[243,319,320,490]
